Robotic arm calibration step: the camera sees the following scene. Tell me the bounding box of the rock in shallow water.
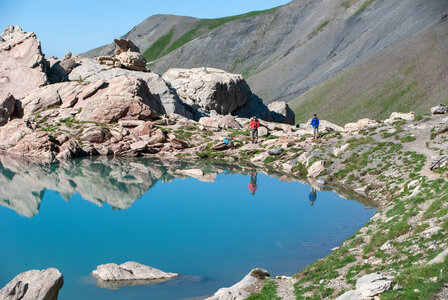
[92,261,178,289]
[0,268,63,300]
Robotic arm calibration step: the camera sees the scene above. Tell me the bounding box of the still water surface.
[0,157,374,299]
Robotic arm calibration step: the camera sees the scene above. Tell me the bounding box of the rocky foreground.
[0,25,294,162]
[1,25,448,300]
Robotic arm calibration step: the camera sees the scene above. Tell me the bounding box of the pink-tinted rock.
[148,129,166,145]
[21,82,83,118]
[0,119,32,150]
[7,131,58,159]
[75,76,161,124]
[168,134,189,149]
[81,126,110,144]
[0,27,48,100]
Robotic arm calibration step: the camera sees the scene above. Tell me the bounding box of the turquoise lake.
[0,156,374,299]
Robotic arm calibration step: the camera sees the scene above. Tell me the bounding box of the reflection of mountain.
[0,156,262,217]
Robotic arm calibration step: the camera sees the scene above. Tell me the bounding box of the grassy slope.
[143,7,279,63]
[290,21,448,126]
[143,27,175,62]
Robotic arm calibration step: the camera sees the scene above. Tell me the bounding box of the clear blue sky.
[0,0,290,58]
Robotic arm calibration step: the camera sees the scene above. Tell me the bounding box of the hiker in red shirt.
[250,117,260,144]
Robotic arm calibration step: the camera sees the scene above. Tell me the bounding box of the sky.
[0,0,290,58]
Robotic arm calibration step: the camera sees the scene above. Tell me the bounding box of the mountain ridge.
[81,0,448,121]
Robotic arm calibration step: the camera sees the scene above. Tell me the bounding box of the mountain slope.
[148,0,448,105]
[290,19,448,125]
[82,15,201,58]
[82,0,448,119]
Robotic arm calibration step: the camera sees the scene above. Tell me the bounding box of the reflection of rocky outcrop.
[0,156,274,217]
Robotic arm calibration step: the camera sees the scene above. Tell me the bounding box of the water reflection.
[0,156,293,217]
[248,170,258,196]
[309,188,317,206]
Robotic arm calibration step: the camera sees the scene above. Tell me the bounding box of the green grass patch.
[354,0,376,15]
[143,27,174,61]
[246,279,281,300]
[308,20,330,39]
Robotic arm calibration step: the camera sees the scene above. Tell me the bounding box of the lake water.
[0,156,374,300]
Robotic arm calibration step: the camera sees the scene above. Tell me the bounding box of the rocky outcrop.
[205,268,270,300]
[268,101,295,125]
[0,26,48,100]
[97,39,147,72]
[69,58,190,118]
[48,52,78,83]
[336,272,393,300]
[7,132,58,159]
[0,268,63,300]
[75,76,163,123]
[0,94,15,126]
[92,261,178,289]
[162,67,252,115]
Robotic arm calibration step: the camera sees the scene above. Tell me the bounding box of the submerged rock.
[92,261,178,289]
[0,268,63,300]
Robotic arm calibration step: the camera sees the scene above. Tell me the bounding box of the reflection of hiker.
[248,170,258,196]
[223,138,234,148]
[250,117,260,144]
[311,114,319,140]
[309,188,317,206]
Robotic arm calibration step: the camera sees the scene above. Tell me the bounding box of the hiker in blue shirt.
[311,114,319,140]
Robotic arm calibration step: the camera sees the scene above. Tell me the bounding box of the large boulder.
[92,261,178,283]
[75,76,163,123]
[0,94,16,126]
[69,58,190,118]
[268,101,295,125]
[162,67,252,115]
[0,268,63,300]
[115,51,147,72]
[0,26,48,100]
